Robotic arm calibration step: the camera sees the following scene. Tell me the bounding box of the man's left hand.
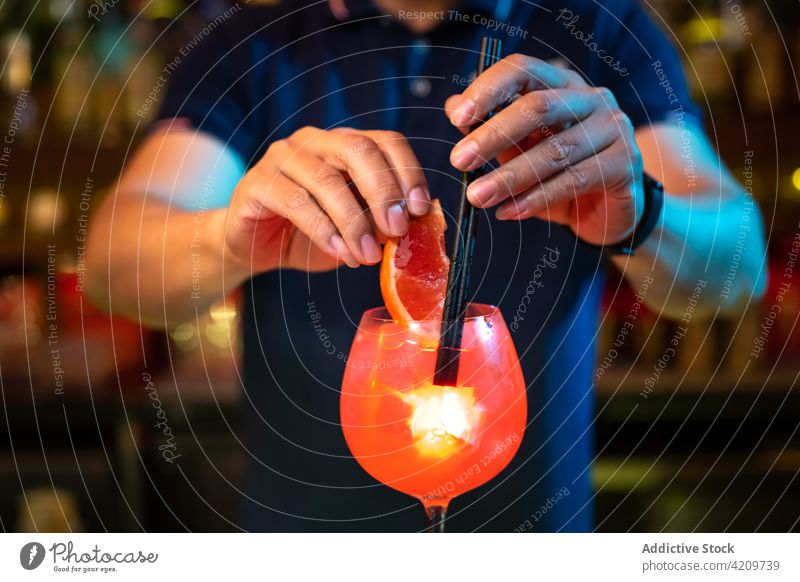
[446,53,644,246]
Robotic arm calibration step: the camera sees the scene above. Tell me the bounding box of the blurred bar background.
[0,0,798,532]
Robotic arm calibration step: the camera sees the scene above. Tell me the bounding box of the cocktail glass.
[340,303,527,532]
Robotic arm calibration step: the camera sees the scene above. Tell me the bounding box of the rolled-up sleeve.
[152,9,258,164]
[597,0,703,129]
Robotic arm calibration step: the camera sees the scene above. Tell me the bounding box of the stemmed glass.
[340,303,527,532]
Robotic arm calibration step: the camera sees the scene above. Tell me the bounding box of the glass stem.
[425,505,447,533]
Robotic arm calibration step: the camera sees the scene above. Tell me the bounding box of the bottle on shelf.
[91,5,131,146]
[742,5,784,114]
[0,0,32,96]
[51,0,95,141]
[0,0,38,142]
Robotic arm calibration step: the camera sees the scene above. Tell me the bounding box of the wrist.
[580,172,664,257]
[208,208,253,282]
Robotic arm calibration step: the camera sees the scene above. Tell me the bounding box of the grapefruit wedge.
[380,199,449,324]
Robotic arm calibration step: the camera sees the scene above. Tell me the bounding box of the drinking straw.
[434,37,503,387]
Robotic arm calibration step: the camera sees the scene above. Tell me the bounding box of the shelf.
[597,369,799,396]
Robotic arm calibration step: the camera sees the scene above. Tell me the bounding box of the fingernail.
[496,198,528,220]
[386,202,409,237]
[360,233,383,264]
[467,178,497,206]
[330,234,359,268]
[407,187,429,216]
[451,140,480,170]
[451,97,476,126]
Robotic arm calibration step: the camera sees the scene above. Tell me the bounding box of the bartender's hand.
[446,54,643,246]
[224,126,430,272]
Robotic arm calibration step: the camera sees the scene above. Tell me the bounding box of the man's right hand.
[222,126,431,273]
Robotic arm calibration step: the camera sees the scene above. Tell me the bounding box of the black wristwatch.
[580,172,664,256]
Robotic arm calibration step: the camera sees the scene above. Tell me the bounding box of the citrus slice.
[380,199,449,323]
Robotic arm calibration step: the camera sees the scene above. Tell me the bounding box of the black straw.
[434,37,502,387]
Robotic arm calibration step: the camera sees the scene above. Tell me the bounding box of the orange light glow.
[402,384,480,457]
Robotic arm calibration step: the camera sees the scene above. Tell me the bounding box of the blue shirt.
[156,0,699,531]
